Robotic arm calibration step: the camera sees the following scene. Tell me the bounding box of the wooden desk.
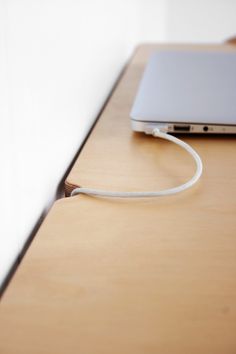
[1,44,236,354]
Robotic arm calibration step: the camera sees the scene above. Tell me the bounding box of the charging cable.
[71,128,203,198]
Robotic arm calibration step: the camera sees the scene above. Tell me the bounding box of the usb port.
[173,125,190,132]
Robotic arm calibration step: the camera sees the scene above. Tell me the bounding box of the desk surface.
[1,44,236,354]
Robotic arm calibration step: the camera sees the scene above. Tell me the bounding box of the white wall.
[137,0,236,44]
[1,0,236,288]
[1,0,140,286]
[165,0,236,43]
[137,0,167,42]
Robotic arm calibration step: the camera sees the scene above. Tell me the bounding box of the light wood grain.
[1,44,236,354]
[1,194,236,354]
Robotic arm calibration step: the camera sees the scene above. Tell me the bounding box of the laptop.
[130,50,236,134]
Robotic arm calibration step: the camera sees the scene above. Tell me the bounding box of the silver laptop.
[130,51,236,134]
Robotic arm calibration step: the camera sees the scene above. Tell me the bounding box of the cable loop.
[71,129,203,198]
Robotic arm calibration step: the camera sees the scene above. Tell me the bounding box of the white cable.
[71,128,203,198]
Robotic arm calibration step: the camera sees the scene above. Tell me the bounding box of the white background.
[1,0,236,286]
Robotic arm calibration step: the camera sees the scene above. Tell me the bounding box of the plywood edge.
[64,180,79,197]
